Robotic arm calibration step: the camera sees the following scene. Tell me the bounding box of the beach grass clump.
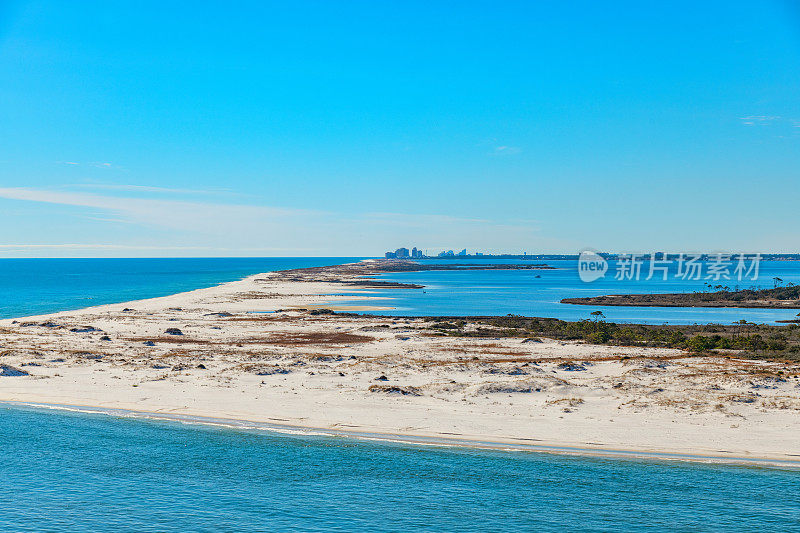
[368,384,422,396]
[546,397,584,407]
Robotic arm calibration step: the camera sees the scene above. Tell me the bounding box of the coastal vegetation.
[424,314,800,362]
[561,286,800,309]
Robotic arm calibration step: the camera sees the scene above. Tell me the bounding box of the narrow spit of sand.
[1,260,799,465]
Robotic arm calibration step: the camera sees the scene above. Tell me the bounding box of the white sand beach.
[1,261,799,465]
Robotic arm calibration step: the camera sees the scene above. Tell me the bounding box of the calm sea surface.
[353,259,800,325]
[2,257,798,324]
[2,405,799,532]
[0,257,363,319]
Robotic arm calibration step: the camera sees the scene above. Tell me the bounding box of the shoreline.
[0,258,556,324]
[6,400,800,469]
[0,259,392,324]
[2,259,799,464]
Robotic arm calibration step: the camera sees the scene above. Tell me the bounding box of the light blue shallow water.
[2,405,800,532]
[355,259,800,325]
[0,257,362,319]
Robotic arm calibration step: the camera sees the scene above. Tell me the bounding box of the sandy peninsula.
[1,260,799,465]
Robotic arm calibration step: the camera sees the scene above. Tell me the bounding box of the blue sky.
[1,0,799,257]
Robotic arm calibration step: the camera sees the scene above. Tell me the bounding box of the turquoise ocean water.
[1,257,798,324]
[2,405,800,532]
[0,257,363,319]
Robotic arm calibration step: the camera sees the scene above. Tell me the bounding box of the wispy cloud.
[0,243,314,251]
[68,183,237,196]
[0,187,316,234]
[737,115,799,127]
[479,138,523,156]
[0,243,322,258]
[56,161,125,169]
[362,212,492,226]
[0,244,208,250]
[0,187,558,256]
[492,145,521,155]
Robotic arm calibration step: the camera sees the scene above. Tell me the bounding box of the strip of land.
[1,259,799,464]
[562,286,800,309]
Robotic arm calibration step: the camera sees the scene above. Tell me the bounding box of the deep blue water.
[355,259,800,325]
[2,405,799,532]
[0,257,362,319]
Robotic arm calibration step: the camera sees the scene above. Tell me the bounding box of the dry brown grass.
[224,292,313,302]
[65,349,107,357]
[127,336,213,345]
[366,355,545,369]
[245,332,374,346]
[156,349,197,359]
[761,398,800,410]
[368,384,422,396]
[124,330,372,349]
[428,342,533,358]
[546,397,585,407]
[223,315,298,322]
[471,348,531,357]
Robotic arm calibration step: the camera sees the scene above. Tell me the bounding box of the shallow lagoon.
[357,259,800,325]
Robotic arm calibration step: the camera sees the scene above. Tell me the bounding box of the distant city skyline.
[1,1,799,257]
